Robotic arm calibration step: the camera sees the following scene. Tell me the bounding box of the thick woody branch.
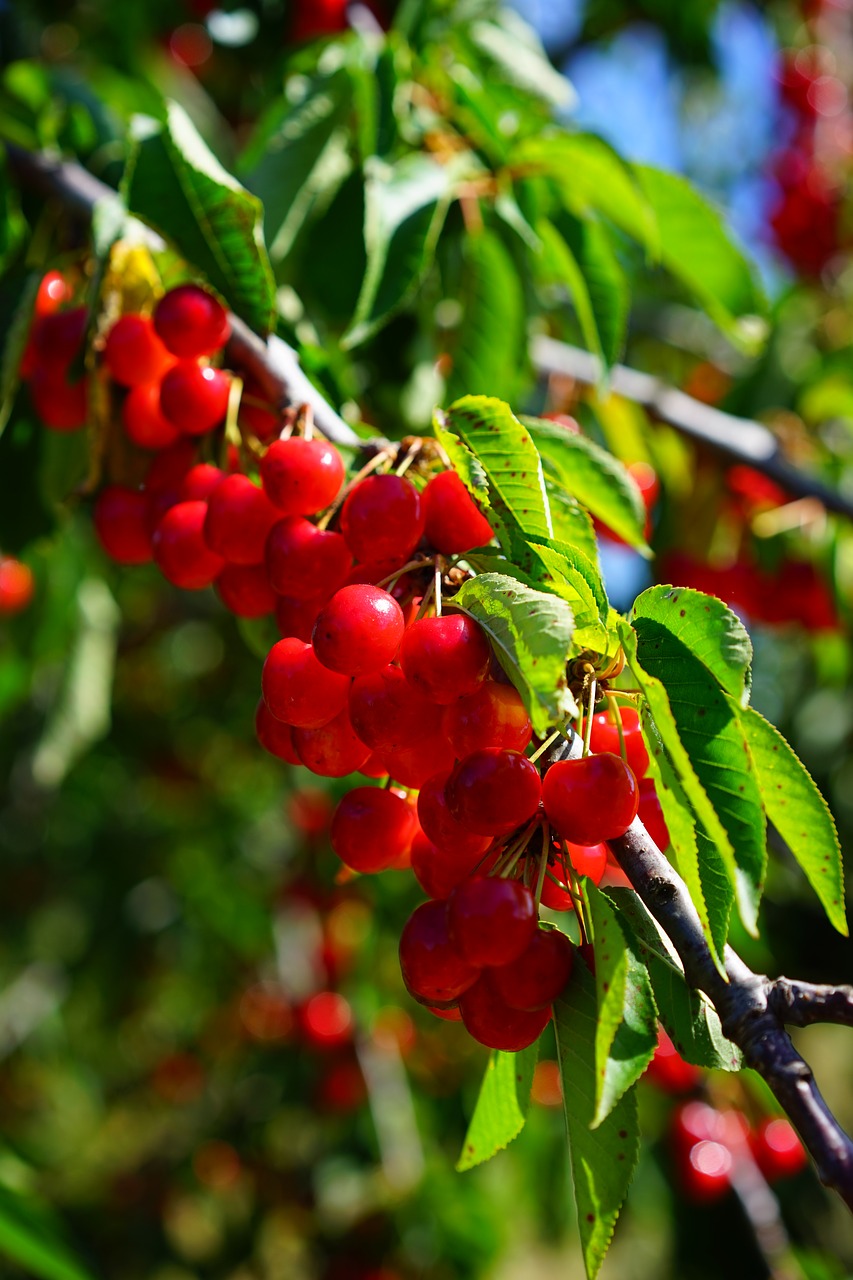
[768,978,853,1029]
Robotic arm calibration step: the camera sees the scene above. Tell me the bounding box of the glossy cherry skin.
[399,900,481,1007]
[215,563,277,617]
[446,749,542,836]
[588,706,650,779]
[340,474,424,565]
[400,614,491,705]
[260,437,345,516]
[123,381,181,450]
[375,735,456,790]
[35,269,73,317]
[29,365,88,431]
[312,584,405,677]
[348,665,444,753]
[254,700,300,764]
[203,474,280,565]
[265,516,352,599]
[0,559,35,615]
[159,361,230,435]
[490,928,574,1011]
[103,313,172,386]
[292,707,371,777]
[565,840,608,884]
[682,1141,734,1204]
[448,876,537,968]
[638,777,671,851]
[644,1026,701,1094]
[93,487,153,565]
[151,500,225,589]
[459,971,551,1051]
[423,469,494,554]
[145,439,198,490]
[261,637,350,728]
[181,464,226,502]
[443,681,532,757]
[751,1118,807,1182]
[274,594,322,643]
[153,283,230,358]
[542,753,639,845]
[416,772,493,859]
[331,786,418,874]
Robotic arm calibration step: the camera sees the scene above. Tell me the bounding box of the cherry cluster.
[0,556,34,617]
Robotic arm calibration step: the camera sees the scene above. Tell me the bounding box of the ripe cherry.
[331,786,418,874]
[638,777,670,851]
[399,900,481,1007]
[265,516,352,599]
[145,438,198,490]
[180,463,226,502]
[151,500,225,589]
[255,699,300,764]
[340,474,424,565]
[159,361,230,435]
[423,470,493,554]
[448,876,537,967]
[261,637,350,728]
[644,1026,701,1093]
[29,365,88,431]
[542,753,639,845]
[588,705,650,779]
[35,269,73,317]
[239,380,279,443]
[682,1141,733,1204]
[203,473,280,564]
[375,734,456,790]
[411,831,481,900]
[400,614,491,704]
[93,487,153,564]
[123,381,181,450]
[103,313,173,386]
[417,771,493,859]
[260,437,345,515]
[153,283,230,358]
[292,708,372,777]
[275,594,322,642]
[0,558,34,615]
[298,991,353,1050]
[443,681,532,757]
[32,306,87,366]
[312,584,405,677]
[565,841,608,884]
[458,970,551,1051]
[215,563,277,617]
[751,1118,807,1181]
[490,928,574,1010]
[348,665,444,753]
[446,749,542,836]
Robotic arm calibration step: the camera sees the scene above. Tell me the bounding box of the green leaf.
[536,215,628,370]
[452,572,574,735]
[0,266,38,437]
[456,1043,539,1172]
[523,415,648,552]
[432,425,490,505]
[631,587,766,935]
[445,229,528,405]
[545,481,601,569]
[343,153,457,348]
[469,13,573,109]
[554,962,640,1280]
[124,102,276,333]
[633,165,766,349]
[241,71,353,261]
[0,1179,96,1280]
[740,706,847,936]
[607,888,741,1071]
[587,884,658,1126]
[0,407,57,551]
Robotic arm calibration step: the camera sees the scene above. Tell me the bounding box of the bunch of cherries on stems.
[26,273,672,1051]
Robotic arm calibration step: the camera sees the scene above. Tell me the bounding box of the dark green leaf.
[445,229,528,405]
[536,215,628,369]
[0,1180,95,1280]
[456,1043,539,1172]
[638,584,752,703]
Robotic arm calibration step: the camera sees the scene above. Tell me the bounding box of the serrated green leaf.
[523,415,648,552]
[546,480,601,569]
[432,425,490,504]
[633,165,766,350]
[607,888,741,1071]
[554,962,640,1280]
[452,572,574,735]
[536,216,628,370]
[456,1043,539,1172]
[445,229,527,404]
[587,883,657,1126]
[631,588,765,935]
[124,102,276,333]
[0,1180,95,1280]
[343,153,456,348]
[740,705,847,936]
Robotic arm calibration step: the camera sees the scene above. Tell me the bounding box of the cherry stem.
[607,691,628,764]
[299,401,314,441]
[434,558,442,618]
[582,677,597,757]
[561,840,592,944]
[529,729,562,764]
[395,439,422,477]
[376,558,428,590]
[414,575,436,621]
[533,821,549,909]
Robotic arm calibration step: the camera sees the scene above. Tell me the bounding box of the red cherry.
[317,1058,366,1112]
[153,283,230,358]
[448,876,537,967]
[32,306,87,366]
[540,876,575,911]
[359,752,389,780]
[255,699,300,764]
[292,707,372,777]
[682,1141,733,1204]
[375,734,456,789]
[145,438,198,490]
[180,463,226,502]
[671,1101,724,1150]
[274,594,322,642]
[239,381,279,443]
[446,749,542,836]
[490,928,574,1010]
[427,1003,462,1022]
[123,381,181,450]
[348,665,444,752]
[644,1026,701,1094]
[399,900,481,1007]
[400,614,491,704]
[261,637,350,728]
[260,437,345,516]
[411,830,480,900]
[29,364,88,431]
[458,970,551,1051]
[588,706,650,779]
[443,681,532,757]
[565,841,608,884]
[203,474,280,565]
[291,0,350,41]
[331,786,418,874]
[298,991,353,1050]
[152,500,225,589]
[160,361,230,435]
[215,563,277,617]
[416,771,492,859]
[340,474,424,565]
[265,516,352,599]
[423,470,493,554]
[103,314,173,386]
[93,487,153,564]
[542,754,639,845]
[751,1118,807,1182]
[35,270,73,317]
[0,559,34,615]
[638,777,670,851]
[312,584,405,676]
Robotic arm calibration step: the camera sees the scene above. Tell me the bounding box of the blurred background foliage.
[0,1,853,1278]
